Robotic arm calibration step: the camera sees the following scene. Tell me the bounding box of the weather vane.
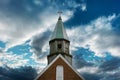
[58,11,62,16]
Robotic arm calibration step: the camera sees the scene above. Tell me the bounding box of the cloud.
[68,14,120,57]
[81,73,101,80]
[0,66,37,80]
[68,13,120,80]
[50,0,86,11]
[30,31,50,58]
[65,0,120,26]
[81,64,120,80]
[72,48,95,69]
[77,66,99,74]
[0,51,29,68]
[0,1,74,69]
[81,3,86,11]
[0,14,41,51]
[0,0,75,53]
[78,59,120,80]
[74,49,120,80]
[99,57,120,71]
[66,13,120,79]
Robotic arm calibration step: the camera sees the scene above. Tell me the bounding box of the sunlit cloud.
[67,14,120,57]
[0,52,29,68]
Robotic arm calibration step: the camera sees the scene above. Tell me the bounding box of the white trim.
[56,65,64,80]
[34,54,84,80]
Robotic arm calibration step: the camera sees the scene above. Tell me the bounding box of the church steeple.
[47,12,72,65]
[35,12,84,80]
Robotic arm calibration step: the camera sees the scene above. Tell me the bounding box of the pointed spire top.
[58,11,62,20]
[58,11,62,17]
[50,11,69,41]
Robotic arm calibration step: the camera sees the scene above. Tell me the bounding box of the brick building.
[34,14,84,80]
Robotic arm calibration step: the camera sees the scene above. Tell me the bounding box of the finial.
[58,11,62,20]
[58,11,62,17]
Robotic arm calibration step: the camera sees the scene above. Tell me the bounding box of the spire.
[50,12,69,41]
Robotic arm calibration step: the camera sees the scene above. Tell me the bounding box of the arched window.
[56,65,64,80]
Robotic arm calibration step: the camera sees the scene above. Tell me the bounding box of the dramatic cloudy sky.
[0,0,120,80]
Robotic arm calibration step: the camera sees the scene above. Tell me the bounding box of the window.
[58,44,62,49]
[56,65,64,80]
[57,41,62,50]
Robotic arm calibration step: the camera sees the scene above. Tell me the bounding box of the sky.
[0,0,120,80]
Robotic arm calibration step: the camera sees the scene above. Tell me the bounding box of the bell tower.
[47,12,72,64]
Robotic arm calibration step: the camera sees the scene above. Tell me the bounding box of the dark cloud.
[0,48,4,53]
[73,48,120,80]
[79,58,120,80]
[72,48,95,68]
[82,71,120,80]
[0,0,41,23]
[0,0,84,22]
[100,57,120,71]
[30,30,51,58]
[81,73,101,80]
[0,66,37,80]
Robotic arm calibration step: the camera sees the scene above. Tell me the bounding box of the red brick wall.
[37,57,83,80]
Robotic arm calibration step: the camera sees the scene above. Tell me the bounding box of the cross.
[58,11,62,16]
